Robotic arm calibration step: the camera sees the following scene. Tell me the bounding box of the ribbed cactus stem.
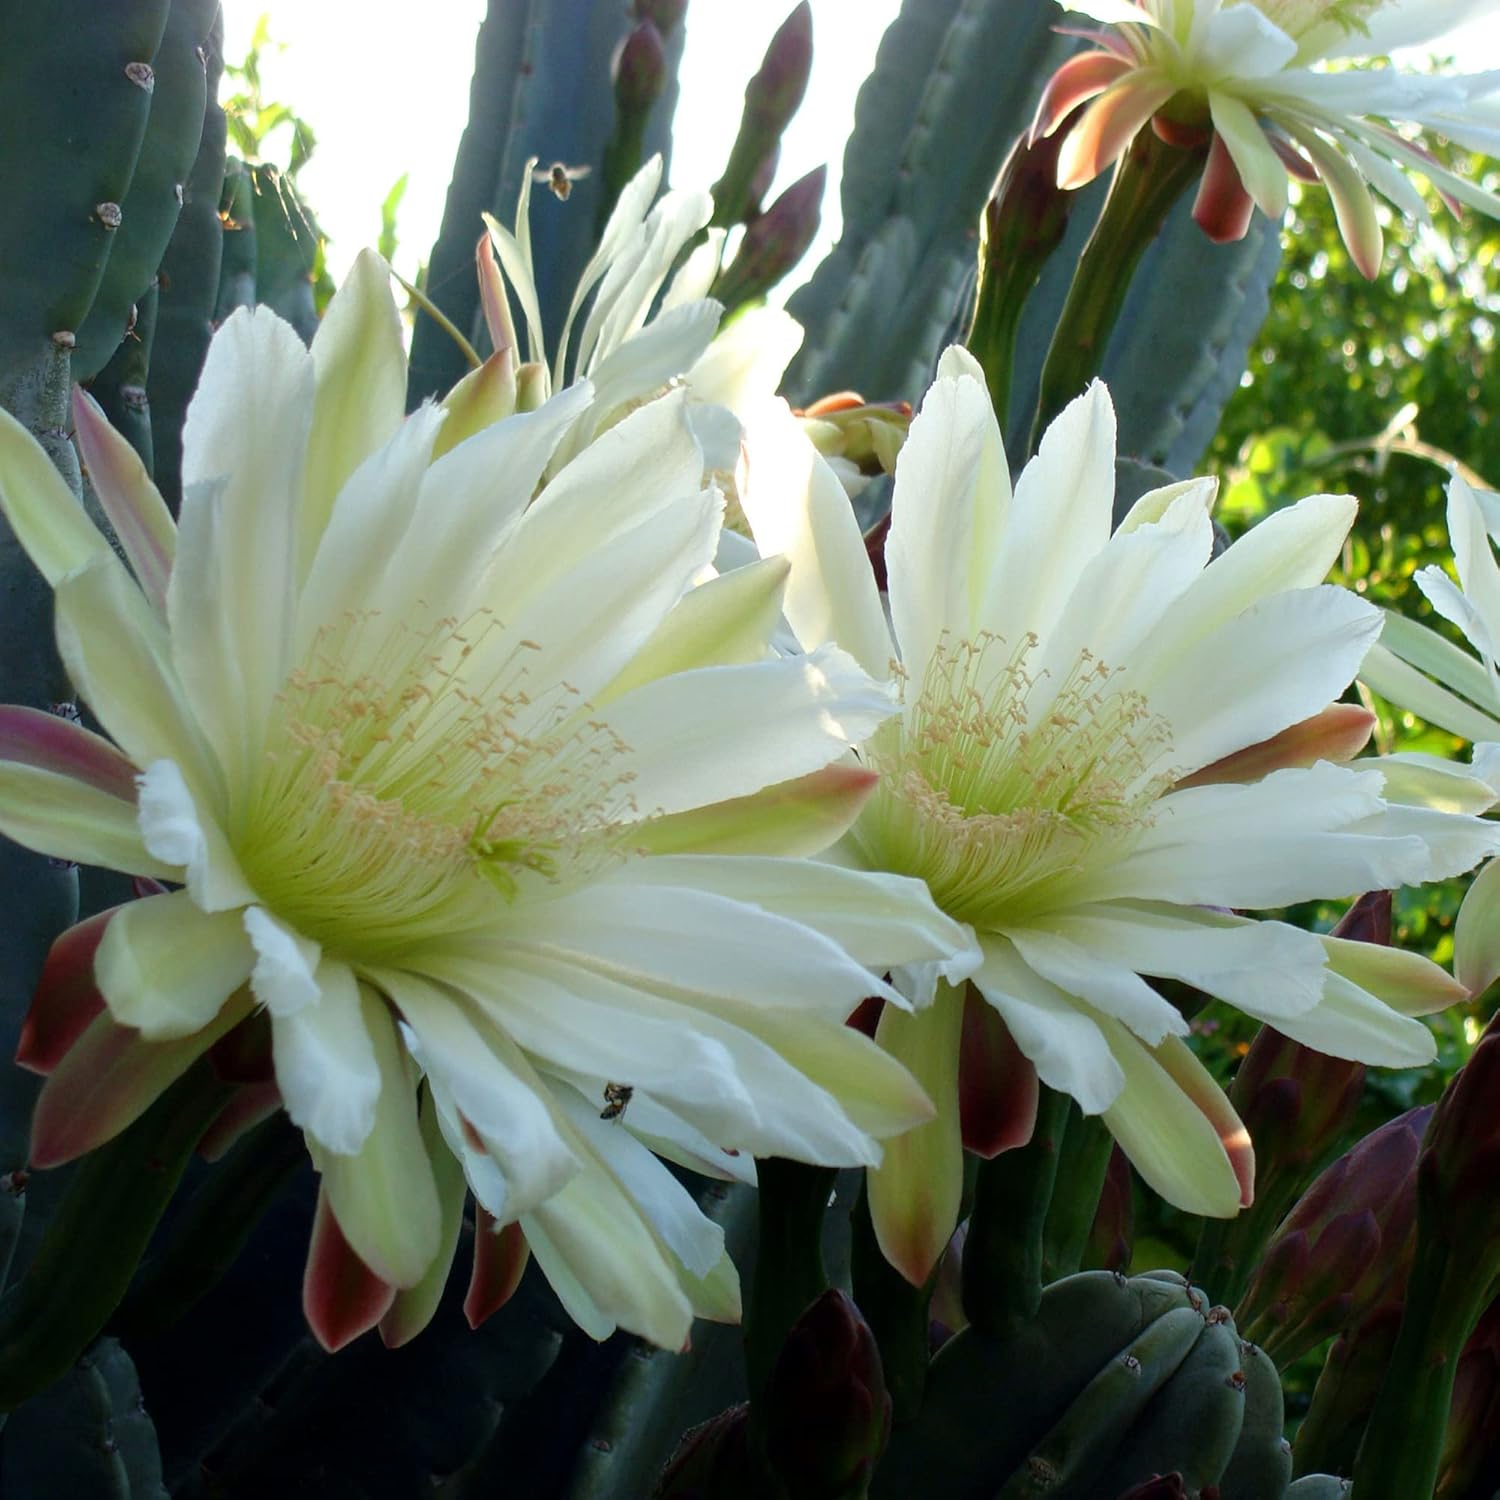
[1030,128,1202,454]
[961,1086,1071,1339]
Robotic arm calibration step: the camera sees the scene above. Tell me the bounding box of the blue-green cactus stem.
[88,282,159,474]
[71,0,218,383]
[212,157,258,322]
[147,7,225,513]
[0,1060,230,1412]
[247,164,322,342]
[1219,1338,1293,1500]
[0,1338,167,1498]
[782,0,1073,407]
[0,1,171,376]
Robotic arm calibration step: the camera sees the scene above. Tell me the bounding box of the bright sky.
[220,2,1500,294]
[219,1,895,293]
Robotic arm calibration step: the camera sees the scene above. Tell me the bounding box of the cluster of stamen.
[1236,0,1381,39]
[235,606,637,957]
[853,632,1174,927]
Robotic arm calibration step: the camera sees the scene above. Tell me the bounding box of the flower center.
[234,608,636,958]
[851,632,1174,927]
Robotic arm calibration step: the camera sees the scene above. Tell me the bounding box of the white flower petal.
[523,1163,694,1349]
[244,905,322,1018]
[136,758,255,911]
[982,381,1118,649]
[601,645,895,818]
[618,853,980,981]
[374,966,580,1221]
[1268,973,1438,1068]
[886,362,1012,688]
[301,249,408,574]
[740,400,894,680]
[1035,901,1329,1021]
[176,307,315,780]
[508,879,904,1019]
[972,937,1125,1115]
[1071,764,1432,908]
[96,891,254,1040]
[1097,1019,1247,1218]
[310,986,441,1288]
[271,959,381,1155]
[1143,584,1381,778]
[1002,924,1191,1045]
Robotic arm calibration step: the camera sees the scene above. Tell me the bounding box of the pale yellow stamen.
[852,632,1174,926]
[235,607,636,957]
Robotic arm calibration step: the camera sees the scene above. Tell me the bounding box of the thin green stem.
[1039,1104,1113,1284]
[961,1087,1072,1339]
[743,1157,837,1403]
[851,1178,936,1425]
[1030,131,1203,454]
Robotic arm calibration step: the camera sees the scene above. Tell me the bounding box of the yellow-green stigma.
[852,632,1174,927]
[234,608,636,957]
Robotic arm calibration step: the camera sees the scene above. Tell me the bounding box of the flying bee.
[534,161,592,201]
[600,1081,633,1122]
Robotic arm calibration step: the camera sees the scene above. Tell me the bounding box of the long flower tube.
[1037,1,1500,275]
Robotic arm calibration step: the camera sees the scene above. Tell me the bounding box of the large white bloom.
[0,252,975,1352]
[1359,470,1500,999]
[1037,0,1500,274]
[741,345,1499,1283]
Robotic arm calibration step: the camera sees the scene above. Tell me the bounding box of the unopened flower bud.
[654,1404,762,1500]
[614,20,666,114]
[763,1289,891,1499]
[1438,1295,1500,1498]
[711,165,824,312]
[1237,1106,1429,1363]
[632,0,686,38]
[745,144,781,222]
[745,3,812,136]
[1417,1020,1500,1267]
